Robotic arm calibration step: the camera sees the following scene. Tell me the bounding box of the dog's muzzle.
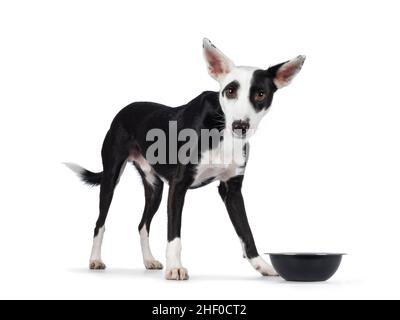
[232,120,250,138]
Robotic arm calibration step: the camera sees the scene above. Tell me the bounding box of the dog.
[66,38,305,280]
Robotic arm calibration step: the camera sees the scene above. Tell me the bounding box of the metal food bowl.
[267,253,345,282]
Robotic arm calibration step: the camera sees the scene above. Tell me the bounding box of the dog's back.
[65,38,305,280]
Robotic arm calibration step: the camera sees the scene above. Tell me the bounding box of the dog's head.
[203,38,305,139]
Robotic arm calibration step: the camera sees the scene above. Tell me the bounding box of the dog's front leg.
[218,176,278,276]
[165,175,191,280]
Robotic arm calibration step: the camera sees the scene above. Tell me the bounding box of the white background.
[0,0,399,300]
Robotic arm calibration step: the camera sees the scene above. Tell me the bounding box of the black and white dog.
[66,38,305,280]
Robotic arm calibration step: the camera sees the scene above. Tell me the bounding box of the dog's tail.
[64,162,102,186]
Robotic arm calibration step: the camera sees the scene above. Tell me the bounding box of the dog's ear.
[266,55,306,89]
[203,38,235,81]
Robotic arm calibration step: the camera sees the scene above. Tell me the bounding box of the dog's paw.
[89,260,106,270]
[144,259,163,270]
[165,267,189,280]
[259,265,279,276]
[250,256,279,276]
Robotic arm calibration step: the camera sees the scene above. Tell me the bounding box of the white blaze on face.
[203,38,305,141]
[218,66,268,137]
[202,38,269,138]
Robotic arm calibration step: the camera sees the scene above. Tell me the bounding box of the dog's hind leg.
[135,164,164,270]
[89,131,128,270]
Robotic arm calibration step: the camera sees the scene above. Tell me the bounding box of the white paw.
[258,264,279,276]
[165,267,189,280]
[250,256,279,276]
[89,260,106,270]
[144,259,163,270]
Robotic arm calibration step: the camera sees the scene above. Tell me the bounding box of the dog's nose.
[232,120,250,137]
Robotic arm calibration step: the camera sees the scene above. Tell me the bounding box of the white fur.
[145,172,157,186]
[166,238,182,268]
[219,66,269,138]
[192,131,246,187]
[202,40,303,142]
[128,153,157,186]
[249,256,278,276]
[140,225,154,261]
[64,162,84,176]
[165,238,188,280]
[203,42,268,137]
[90,226,105,264]
[140,225,163,269]
[65,161,127,185]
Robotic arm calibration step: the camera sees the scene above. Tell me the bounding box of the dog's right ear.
[203,38,234,81]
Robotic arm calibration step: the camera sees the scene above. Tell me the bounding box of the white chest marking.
[192,133,247,187]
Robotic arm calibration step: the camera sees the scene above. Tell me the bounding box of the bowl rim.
[265,252,346,256]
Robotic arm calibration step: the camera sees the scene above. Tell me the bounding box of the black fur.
[70,68,287,267]
[249,69,278,112]
[89,90,229,238]
[218,175,258,259]
[136,162,164,234]
[222,80,240,98]
[80,169,102,186]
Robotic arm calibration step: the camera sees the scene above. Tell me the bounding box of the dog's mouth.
[232,130,247,139]
[231,127,256,139]
[230,119,251,139]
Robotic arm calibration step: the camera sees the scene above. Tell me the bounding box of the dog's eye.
[226,86,237,99]
[255,90,266,102]
[223,81,239,99]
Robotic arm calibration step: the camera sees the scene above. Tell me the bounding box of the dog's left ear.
[266,55,306,89]
[203,38,235,81]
